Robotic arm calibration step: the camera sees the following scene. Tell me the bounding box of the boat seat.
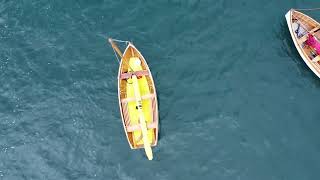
[120,70,149,79]
[126,122,157,132]
[312,56,320,62]
[298,33,309,44]
[121,94,155,103]
[310,27,320,34]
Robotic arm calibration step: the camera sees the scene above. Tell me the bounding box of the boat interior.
[118,46,158,148]
[292,11,320,64]
[119,46,155,100]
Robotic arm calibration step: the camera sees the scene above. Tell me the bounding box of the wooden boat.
[285,9,320,78]
[108,38,159,160]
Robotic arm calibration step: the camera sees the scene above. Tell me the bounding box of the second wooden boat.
[285,9,320,78]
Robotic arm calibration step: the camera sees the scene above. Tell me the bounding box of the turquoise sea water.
[1,0,320,179]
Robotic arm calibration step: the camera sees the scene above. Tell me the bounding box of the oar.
[108,38,136,72]
[131,75,153,160]
[108,38,123,58]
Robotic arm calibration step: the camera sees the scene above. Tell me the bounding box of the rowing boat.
[108,38,159,160]
[285,9,320,78]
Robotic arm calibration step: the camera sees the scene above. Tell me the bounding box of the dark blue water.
[1,0,320,179]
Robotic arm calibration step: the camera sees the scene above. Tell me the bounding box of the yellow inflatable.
[126,57,154,149]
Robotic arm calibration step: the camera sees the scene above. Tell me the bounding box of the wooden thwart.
[120,70,149,79]
[298,33,309,44]
[312,56,320,62]
[121,94,155,103]
[310,27,320,34]
[126,122,157,132]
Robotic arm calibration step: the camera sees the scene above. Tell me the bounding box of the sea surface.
[1,0,320,179]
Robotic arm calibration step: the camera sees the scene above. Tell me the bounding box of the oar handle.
[108,38,123,58]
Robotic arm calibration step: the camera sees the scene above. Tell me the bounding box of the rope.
[112,46,121,63]
[294,7,320,11]
[108,38,135,72]
[109,38,128,63]
[111,38,130,44]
